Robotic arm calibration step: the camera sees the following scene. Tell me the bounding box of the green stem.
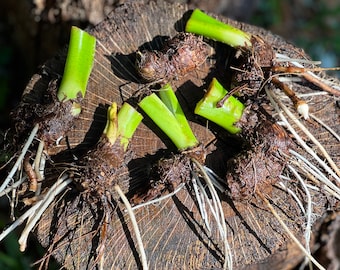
[57,26,96,102]
[139,85,198,150]
[195,78,245,134]
[158,84,197,144]
[103,102,143,149]
[117,103,143,151]
[185,9,252,48]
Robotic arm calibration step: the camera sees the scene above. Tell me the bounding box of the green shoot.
[103,103,119,145]
[139,84,198,150]
[185,9,252,48]
[195,78,245,134]
[103,102,143,150]
[117,103,143,151]
[57,26,96,102]
[158,84,196,141]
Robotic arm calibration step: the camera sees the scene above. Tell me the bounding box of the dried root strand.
[0,124,39,194]
[23,155,38,192]
[257,192,325,270]
[302,72,340,97]
[33,140,45,195]
[274,53,340,96]
[192,159,233,270]
[18,176,71,251]
[266,88,340,180]
[0,174,71,249]
[114,184,148,270]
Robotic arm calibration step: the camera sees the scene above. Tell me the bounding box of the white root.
[278,180,306,215]
[131,183,185,211]
[18,175,72,251]
[266,88,340,180]
[203,166,228,193]
[309,113,340,142]
[0,175,70,244]
[289,149,340,198]
[192,173,211,232]
[192,159,233,270]
[0,176,27,197]
[197,177,222,228]
[196,175,222,232]
[258,192,325,270]
[114,184,148,270]
[0,124,39,194]
[288,157,340,201]
[287,165,313,268]
[268,86,340,197]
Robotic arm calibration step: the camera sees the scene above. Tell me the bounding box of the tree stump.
[5,0,340,269]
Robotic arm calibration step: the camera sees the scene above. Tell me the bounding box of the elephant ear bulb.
[136,33,210,82]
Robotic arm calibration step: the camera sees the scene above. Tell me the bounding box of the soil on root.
[226,105,294,201]
[74,136,133,199]
[10,77,85,155]
[3,1,340,270]
[231,35,275,94]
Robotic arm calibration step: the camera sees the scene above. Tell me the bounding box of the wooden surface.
[14,0,340,269]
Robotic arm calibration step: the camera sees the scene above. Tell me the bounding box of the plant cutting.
[194,77,293,200]
[57,26,96,102]
[185,9,252,48]
[0,26,98,265]
[73,102,147,269]
[39,26,96,143]
[78,102,143,180]
[104,102,144,150]
[137,83,232,269]
[13,26,96,146]
[1,26,96,196]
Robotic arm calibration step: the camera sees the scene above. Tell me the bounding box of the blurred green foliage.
[251,0,340,69]
[0,230,31,270]
[0,220,59,269]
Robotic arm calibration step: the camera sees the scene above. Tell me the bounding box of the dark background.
[0,0,339,269]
